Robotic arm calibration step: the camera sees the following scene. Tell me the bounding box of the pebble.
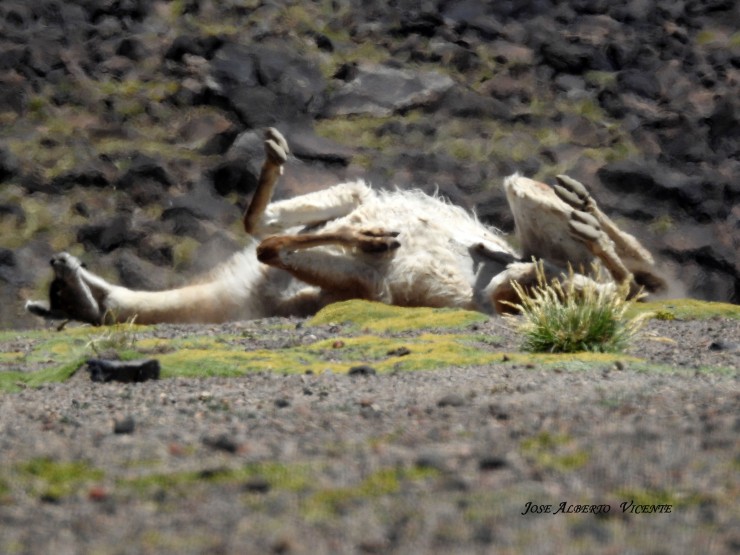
[113,416,135,434]
[348,365,377,376]
[437,393,465,407]
[202,434,238,453]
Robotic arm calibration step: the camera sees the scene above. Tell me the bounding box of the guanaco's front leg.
[243,128,290,237]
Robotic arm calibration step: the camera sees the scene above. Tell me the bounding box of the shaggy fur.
[26,129,667,325]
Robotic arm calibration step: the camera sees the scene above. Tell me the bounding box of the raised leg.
[243,128,290,236]
[243,128,374,238]
[554,175,666,293]
[256,229,400,300]
[503,174,593,268]
[567,209,634,286]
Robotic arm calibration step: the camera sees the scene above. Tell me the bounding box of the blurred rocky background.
[0,0,738,329]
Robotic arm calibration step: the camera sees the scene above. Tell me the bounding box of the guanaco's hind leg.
[554,175,666,293]
[257,229,400,300]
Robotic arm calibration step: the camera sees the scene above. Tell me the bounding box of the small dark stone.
[198,468,230,479]
[202,434,238,454]
[243,477,271,493]
[415,452,448,471]
[479,456,507,471]
[708,341,738,352]
[113,416,135,434]
[348,365,377,376]
[440,476,471,491]
[0,147,19,183]
[314,33,333,52]
[386,347,411,357]
[77,216,144,253]
[87,359,160,383]
[274,397,291,408]
[437,393,465,407]
[488,404,509,420]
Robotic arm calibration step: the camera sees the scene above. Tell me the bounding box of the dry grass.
[506,261,649,353]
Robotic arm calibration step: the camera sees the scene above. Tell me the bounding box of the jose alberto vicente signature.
[521,500,673,516]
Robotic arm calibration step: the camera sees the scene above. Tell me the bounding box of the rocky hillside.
[0,0,738,328]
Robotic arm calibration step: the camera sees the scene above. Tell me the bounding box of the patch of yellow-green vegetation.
[137,531,225,555]
[6,139,75,181]
[581,140,639,166]
[500,351,641,366]
[314,114,401,162]
[0,324,152,393]
[122,462,312,497]
[0,190,84,250]
[731,31,740,48]
[0,357,87,393]
[6,79,206,181]
[154,332,498,377]
[4,296,735,391]
[278,4,322,33]
[629,298,740,320]
[157,348,277,378]
[584,70,618,88]
[93,136,204,163]
[87,320,140,355]
[171,236,202,271]
[0,479,10,505]
[303,466,439,521]
[98,78,180,104]
[13,458,104,502]
[569,97,604,121]
[696,29,719,46]
[311,333,499,372]
[648,214,675,234]
[317,102,636,183]
[308,299,487,333]
[520,432,590,472]
[322,39,392,77]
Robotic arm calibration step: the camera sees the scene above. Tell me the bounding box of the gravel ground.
[0,315,738,554]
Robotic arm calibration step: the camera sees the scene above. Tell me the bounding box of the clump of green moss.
[308,299,487,333]
[520,432,590,472]
[15,458,104,502]
[629,299,740,321]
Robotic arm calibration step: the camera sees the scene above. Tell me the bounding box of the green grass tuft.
[506,262,649,353]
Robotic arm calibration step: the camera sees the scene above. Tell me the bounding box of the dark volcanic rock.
[0,248,18,284]
[323,63,454,117]
[206,42,326,127]
[0,146,19,183]
[77,215,144,254]
[597,160,713,219]
[87,359,161,383]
